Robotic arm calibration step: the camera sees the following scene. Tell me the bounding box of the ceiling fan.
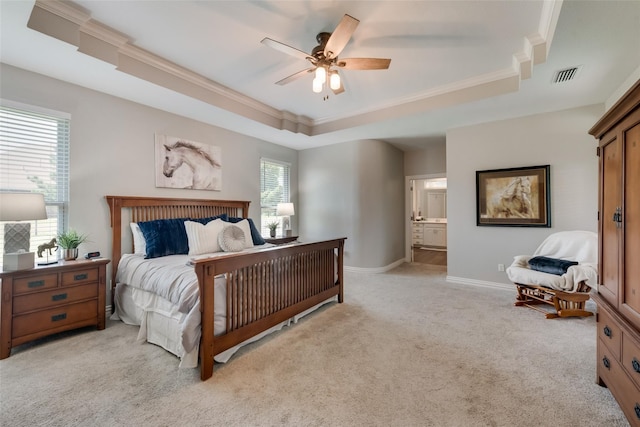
[261,14,391,96]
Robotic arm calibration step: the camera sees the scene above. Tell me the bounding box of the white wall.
[404,142,446,176]
[1,63,298,289]
[446,104,603,286]
[299,139,405,269]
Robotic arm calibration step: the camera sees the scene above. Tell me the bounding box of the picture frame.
[476,165,550,227]
[154,134,222,191]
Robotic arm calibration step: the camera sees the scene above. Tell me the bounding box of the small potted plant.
[266,220,280,238]
[57,229,89,260]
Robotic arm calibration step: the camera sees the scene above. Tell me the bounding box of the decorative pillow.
[137,217,190,259]
[189,213,228,225]
[129,222,146,255]
[184,219,226,255]
[528,256,578,276]
[222,218,255,248]
[225,217,265,245]
[218,225,247,252]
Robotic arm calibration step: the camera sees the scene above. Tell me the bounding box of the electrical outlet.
[498,264,505,272]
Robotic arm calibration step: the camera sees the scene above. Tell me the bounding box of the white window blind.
[260,158,290,235]
[0,102,70,254]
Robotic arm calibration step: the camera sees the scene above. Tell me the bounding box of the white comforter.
[116,245,275,354]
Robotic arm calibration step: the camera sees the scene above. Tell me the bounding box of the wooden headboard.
[105,195,250,292]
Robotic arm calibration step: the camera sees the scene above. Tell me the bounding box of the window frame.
[0,99,70,254]
[260,158,291,236]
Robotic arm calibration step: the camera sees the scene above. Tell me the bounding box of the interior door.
[600,134,621,306]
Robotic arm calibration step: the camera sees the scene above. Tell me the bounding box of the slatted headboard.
[105,195,250,293]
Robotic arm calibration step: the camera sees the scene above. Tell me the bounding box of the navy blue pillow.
[137,217,190,258]
[189,213,228,225]
[225,217,266,245]
[528,256,578,276]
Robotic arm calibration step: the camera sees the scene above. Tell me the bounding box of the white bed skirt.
[111,282,336,369]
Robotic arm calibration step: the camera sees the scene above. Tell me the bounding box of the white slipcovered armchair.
[506,230,598,318]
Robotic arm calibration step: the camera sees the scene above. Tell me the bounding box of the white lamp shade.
[330,71,341,90]
[276,202,295,216]
[0,193,47,221]
[312,77,323,93]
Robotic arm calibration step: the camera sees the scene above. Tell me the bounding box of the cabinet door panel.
[601,137,621,305]
[624,122,640,317]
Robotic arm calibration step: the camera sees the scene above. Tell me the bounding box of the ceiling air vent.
[552,66,582,84]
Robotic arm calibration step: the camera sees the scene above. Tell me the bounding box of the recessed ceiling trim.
[28,0,314,135]
[25,0,564,140]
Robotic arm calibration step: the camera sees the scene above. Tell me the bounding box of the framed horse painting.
[155,134,222,191]
[476,165,550,227]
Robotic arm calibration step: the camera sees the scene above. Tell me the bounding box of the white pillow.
[130,223,146,255]
[231,219,254,249]
[218,225,246,252]
[184,219,226,255]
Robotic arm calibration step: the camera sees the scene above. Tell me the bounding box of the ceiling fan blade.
[324,14,359,59]
[337,58,391,70]
[261,37,313,62]
[275,67,315,85]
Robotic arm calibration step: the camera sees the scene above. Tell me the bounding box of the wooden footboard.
[194,238,345,380]
[105,195,345,381]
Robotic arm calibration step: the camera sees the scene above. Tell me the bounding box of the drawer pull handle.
[632,358,640,374]
[636,403,640,420]
[52,293,67,302]
[27,280,45,288]
[51,313,67,322]
[602,356,611,370]
[603,326,612,338]
[74,273,88,281]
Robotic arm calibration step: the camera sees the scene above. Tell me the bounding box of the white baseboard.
[446,276,514,292]
[344,258,406,274]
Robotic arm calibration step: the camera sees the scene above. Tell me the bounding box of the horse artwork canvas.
[476,165,550,227]
[155,134,222,191]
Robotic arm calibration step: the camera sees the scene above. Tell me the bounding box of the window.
[260,158,290,235]
[0,101,70,254]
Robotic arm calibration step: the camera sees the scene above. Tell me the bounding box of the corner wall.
[446,104,603,286]
[299,139,404,269]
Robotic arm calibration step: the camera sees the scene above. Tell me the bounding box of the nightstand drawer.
[13,284,98,315]
[12,300,98,338]
[61,268,98,286]
[13,273,58,295]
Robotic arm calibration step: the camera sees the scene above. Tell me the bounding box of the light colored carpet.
[0,263,628,427]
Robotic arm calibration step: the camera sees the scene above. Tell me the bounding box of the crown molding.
[26,0,563,140]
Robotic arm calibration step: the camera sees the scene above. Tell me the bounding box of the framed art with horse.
[476,165,550,227]
[155,134,222,191]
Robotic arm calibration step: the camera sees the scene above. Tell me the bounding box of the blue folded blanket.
[528,256,578,276]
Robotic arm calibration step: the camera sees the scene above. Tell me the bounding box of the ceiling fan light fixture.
[312,77,323,93]
[330,70,341,90]
[315,67,327,84]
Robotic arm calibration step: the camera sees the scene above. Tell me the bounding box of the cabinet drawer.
[598,341,640,425]
[598,309,622,359]
[13,284,98,315]
[61,268,98,286]
[622,333,640,391]
[12,300,98,338]
[13,273,59,295]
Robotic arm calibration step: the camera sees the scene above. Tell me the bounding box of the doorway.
[406,174,447,270]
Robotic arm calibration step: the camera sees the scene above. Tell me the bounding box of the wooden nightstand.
[264,236,299,245]
[0,258,109,359]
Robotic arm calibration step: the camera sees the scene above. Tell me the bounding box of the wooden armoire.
[589,79,640,426]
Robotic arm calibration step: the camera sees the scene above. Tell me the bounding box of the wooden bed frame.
[106,195,345,380]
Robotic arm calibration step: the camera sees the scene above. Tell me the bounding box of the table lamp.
[0,192,48,271]
[276,202,295,237]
